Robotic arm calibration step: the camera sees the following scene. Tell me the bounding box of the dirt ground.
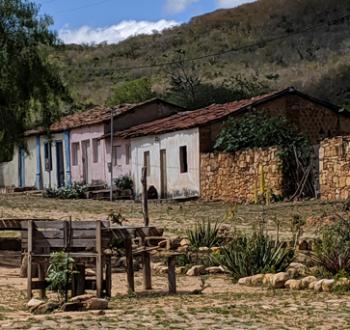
[0,195,350,329]
[1,266,350,329]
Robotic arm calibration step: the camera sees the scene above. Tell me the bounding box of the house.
[0,99,184,190]
[118,87,350,200]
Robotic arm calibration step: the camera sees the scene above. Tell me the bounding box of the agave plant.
[186,220,222,249]
[213,230,295,279]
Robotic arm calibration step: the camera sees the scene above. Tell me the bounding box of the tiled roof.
[118,87,344,138]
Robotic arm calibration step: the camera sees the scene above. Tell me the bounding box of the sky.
[32,0,256,44]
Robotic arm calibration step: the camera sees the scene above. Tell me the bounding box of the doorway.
[160,149,167,199]
[81,140,90,184]
[56,141,65,187]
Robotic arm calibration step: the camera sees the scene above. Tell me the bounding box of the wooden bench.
[21,220,112,299]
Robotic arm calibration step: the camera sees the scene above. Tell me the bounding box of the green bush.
[46,251,75,301]
[186,220,222,249]
[313,217,350,276]
[45,182,87,199]
[213,230,295,279]
[114,175,133,191]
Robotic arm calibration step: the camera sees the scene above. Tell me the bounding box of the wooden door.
[56,141,65,187]
[160,149,167,199]
[81,140,90,184]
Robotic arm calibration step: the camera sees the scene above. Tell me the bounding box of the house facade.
[120,87,350,201]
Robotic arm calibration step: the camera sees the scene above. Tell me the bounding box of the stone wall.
[319,136,350,200]
[200,147,283,203]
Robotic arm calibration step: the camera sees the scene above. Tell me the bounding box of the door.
[56,141,65,187]
[18,148,25,188]
[160,149,167,199]
[81,140,90,184]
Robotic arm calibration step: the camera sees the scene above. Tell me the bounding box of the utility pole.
[110,109,114,202]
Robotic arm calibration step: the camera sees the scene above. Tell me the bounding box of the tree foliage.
[0,0,70,161]
[107,77,155,106]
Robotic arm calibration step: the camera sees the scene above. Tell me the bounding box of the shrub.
[313,217,350,276]
[46,251,75,301]
[45,182,87,199]
[186,220,222,249]
[114,175,133,191]
[213,230,295,279]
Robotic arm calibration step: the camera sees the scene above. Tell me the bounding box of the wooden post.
[38,263,46,299]
[27,220,33,299]
[143,252,152,290]
[141,167,149,226]
[96,220,103,298]
[167,255,176,294]
[72,264,85,297]
[105,256,112,297]
[125,238,135,293]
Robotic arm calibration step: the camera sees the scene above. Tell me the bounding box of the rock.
[198,247,210,252]
[334,277,350,289]
[61,302,84,312]
[285,279,302,290]
[151,262,163,271]
[85,268,96,277]
[186,265,206,276]
[287,263,308,277]
[159,266,169,274]
[238,276,252,286]
[250,274,265,286]
[262,273,275,286]
[210,247,221,253]
[313,280,324,292]
[271,272,289,288]
[33,301,60,314]
[301,276,317,289]
[27,298,44,310]
[70,294,95,303]
[205,266,225,274]
[85,298,108,310]
[180,238,190,247]
[322,279,335,292]
[176,266,186,275]
[177,246,189,253]
[168,237,181,250]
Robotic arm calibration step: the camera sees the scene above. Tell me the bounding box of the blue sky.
[32,0,255,44]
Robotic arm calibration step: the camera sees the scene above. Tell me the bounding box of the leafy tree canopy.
[106,77,155,106]
[0,0,70,161]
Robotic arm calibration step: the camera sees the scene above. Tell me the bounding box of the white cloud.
[58,20,179,45]
[217,0,256,9]
[164,0,199,14]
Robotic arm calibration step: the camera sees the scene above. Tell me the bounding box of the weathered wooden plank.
[96,220,103,298]
[27,221,33,299]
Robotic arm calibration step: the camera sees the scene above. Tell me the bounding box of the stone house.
[119,87,350,201]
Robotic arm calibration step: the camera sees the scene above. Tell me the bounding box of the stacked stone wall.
[320,136,350,200]
[200,147,283,203]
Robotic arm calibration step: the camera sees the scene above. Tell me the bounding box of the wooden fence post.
[96,220,103,298]
[27,220,33,299]
[141,167,149,226]
[125,237,135,293]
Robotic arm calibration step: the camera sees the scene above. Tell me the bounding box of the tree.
[107,77,155,106]
[0,0,70,161]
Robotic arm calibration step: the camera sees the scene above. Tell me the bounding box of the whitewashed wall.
[0,145,19,188]
[131,128,200,199]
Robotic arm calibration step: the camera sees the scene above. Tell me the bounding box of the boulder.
[250,274,265,286]
[33,301,60,314]
[271,272,289,288]
[176,266,186,275]
[179,238,190,247]
[322,279,335,292]
[313,280,324,292]
[70,294,95,303]
[205,266,225,274]
[61,302,84,312]
[287,263,308,277]
[210,247,221,253]
[334,277,350,289]
[85,298,108,310]
[285,279,302,290]
[238,276,252,286]
[177,246,189,253]
[27,298,44,310]
[186,265,206,276]
[262,273,275,286]
[300,276,317,289]
[198,247,210,252]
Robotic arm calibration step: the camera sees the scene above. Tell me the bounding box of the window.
[112,145,122,166]
[179,146,188,173]
[92,138,100,163]
[44,142,52,171]
[72,142,79,166]
[143,151,150,176]
[125,144,131,165]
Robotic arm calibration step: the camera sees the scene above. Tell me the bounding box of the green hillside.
[54,0,350,109]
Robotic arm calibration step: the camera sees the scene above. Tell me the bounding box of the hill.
[53,0,350,110]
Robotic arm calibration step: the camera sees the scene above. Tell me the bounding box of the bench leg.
[105,256,112,297]
[167,256,176,294]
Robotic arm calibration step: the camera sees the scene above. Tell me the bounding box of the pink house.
[49,100,184,186]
